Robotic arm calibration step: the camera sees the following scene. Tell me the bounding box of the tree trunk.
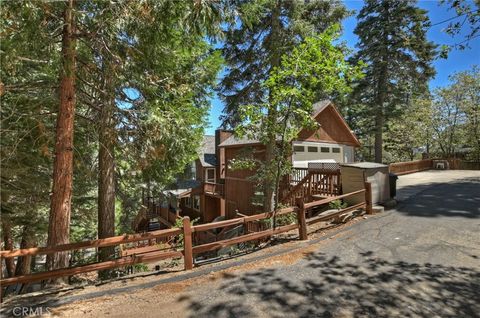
[374,110,384,163]
[262,0,282,213]
[263,141,275,213]
[374,65,388,163]
[15,226,36,276]
[97,98,116,277]
[46,0,76,278]
[1,218,15,277]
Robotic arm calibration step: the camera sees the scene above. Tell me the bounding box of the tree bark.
[97,98,116,273]
[1,218,15,277]
[262,0,282,213]
[15,226,36,276]
[374,109,384,163]
[46,0,76,278]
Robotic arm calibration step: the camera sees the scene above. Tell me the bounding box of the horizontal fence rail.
[1,184,372,292]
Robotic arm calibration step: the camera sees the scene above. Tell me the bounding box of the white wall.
[292,141,346,167]
[343,145,354,163]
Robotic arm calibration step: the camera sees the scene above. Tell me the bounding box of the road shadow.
[395,177,480,219]
[179,251,480,317]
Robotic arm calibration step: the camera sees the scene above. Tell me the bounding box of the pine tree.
[234,27,362,214]
[352,0,437,163]
[218,0,348,128]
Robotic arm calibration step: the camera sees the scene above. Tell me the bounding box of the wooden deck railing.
[282,169,341,206]
[291,167,309,186]
[203,182,224,197]
[0,183,372,293]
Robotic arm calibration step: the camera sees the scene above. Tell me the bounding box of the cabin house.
[218,100,360,217]
[141,100,360,229]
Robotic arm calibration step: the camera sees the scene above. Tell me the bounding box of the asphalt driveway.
[173,170,480,317]
[7,170,480,318]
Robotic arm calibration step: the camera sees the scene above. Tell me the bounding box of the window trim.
[307,146,318,153]
[205,168,216,183]
[320,147,330,153]
[293,145,305,152]
[332,147,341,153]
[184,196,191,208]
[192,195,200,211]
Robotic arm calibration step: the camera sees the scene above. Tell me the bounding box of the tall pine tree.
[218,0,348,128]
[352,0,437,162]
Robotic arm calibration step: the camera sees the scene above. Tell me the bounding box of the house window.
[205,168,215,183]
[320,147,330,153]
[184,196,191,207]
[332,147,341,153]
[307,146,318,152]
[193,195,200,211]
[293,146,304,152]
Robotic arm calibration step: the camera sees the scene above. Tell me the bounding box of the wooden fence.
[389,158,480,175]
[446,159,480,170]
[0,184,372,293]
[389,159,433,175]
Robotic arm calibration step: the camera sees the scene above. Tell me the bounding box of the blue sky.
[205,0,480,135]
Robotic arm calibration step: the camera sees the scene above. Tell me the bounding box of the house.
[160,100,360,225]
[218,100,360,217]
[163,134,227,224]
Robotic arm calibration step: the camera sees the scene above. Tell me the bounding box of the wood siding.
[224,146,264,216]
[298,106,359,146]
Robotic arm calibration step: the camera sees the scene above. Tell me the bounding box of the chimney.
[215,129,233,179]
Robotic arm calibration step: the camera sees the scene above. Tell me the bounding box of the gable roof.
[309,100,361,147]
[218,100,360,148]
[199,135,217,167]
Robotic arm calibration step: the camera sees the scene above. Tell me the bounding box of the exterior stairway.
[280,168,341,208]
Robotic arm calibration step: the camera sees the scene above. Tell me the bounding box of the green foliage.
[173,217,199,248]
[234,27,363,211]
[431,66,480,160]
[218,0,349,127]
[132,263,149,273]
[349,0,437,162]
[440,0,480,49]
[274,213,297,227]
[0,1,224,265]
[384,98,435,162]
[329,199,348,211]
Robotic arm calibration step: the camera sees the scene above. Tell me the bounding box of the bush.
[329,199,348,210]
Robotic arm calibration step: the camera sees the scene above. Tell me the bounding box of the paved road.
[8,171,480,318]
[172,171,480,318]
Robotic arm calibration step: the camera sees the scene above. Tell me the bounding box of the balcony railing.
[203,182,224,197]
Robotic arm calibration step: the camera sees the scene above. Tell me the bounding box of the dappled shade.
[180,251,480,317]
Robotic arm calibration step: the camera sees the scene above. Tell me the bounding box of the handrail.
[281,172,312,204]
[0,227,182,259]
[193,207,296,232]
[304,188,365,209]
[0,250,183,286]
[0,184,372,291]
[192,223,298,254]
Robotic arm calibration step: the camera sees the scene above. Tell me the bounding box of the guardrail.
[0,183,372,294]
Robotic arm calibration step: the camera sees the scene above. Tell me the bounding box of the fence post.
[295,197,308,240]
[364,181,373,215]
[183,217,193,270]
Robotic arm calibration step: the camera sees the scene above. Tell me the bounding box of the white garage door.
[292,141,344,167]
